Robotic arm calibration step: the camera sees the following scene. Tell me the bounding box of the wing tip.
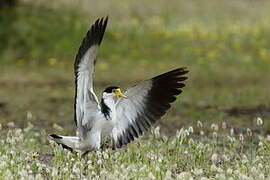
[95,16,109,45]
[153,67,189,81]
[74,16,109,68]
[49,134,62,139]
[174,67,189,75]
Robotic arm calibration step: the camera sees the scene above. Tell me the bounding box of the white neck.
[101,95,117,120]
[104,97,116,109]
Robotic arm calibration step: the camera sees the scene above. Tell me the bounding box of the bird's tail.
[49,134,80,152]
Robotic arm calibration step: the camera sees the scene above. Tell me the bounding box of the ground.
[0,0,270,179]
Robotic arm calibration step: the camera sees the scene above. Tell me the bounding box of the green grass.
[0,123,269,179]
[1,0,270,179]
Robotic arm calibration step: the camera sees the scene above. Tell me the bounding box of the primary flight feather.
[49,17,189,152]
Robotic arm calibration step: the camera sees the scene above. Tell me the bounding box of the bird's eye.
[113,89,116,93]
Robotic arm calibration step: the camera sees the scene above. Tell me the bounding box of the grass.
[1,0,270,179]
[0,122,269,179]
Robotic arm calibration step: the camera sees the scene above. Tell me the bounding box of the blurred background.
[1,0,269,135]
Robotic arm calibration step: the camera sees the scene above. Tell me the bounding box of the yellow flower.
[17,59,25,66]
[157,62,165,69]
[30,50,38,58]
[98,62,109,71]
[114,32,123,40]
[259,48,268,60]
[207,51,217,59]
[149,16,162,27]
[138,59,148,66]
[28,16,38,24]
[163,30,173,38]
[234,41,241,51]
[48,58,57,66]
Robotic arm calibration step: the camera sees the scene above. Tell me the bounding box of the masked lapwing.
[49,16,189,152]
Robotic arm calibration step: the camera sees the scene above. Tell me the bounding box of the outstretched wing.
[74,17,108,131]
[112,68,188,148]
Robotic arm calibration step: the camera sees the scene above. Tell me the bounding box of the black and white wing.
[74,17,108,132]
[112,68,189,148]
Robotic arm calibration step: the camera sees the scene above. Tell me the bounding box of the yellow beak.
[114,88,127,98]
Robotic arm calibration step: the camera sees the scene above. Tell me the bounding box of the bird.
[49,16,189,153]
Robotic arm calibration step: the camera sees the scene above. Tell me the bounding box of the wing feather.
[74,17,108,133]
[112,68,188,148]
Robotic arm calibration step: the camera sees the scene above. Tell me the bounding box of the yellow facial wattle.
[114,88,127,98]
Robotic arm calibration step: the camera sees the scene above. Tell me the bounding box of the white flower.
[216,167,223,173]
[226,168,233,174]
[35,174,44,180]
[97,159,103,165]
[154,126,160,137]
[212,132,217,138]
[103,152,109,159]
[197,121,203,128]
[200,177,208,180]
[239,174,248,180]
[258,173,265,180]
[26,164,31,170]
[188,126,194,133]
[7,122,15,128]
[256,117,263,126]
[24,122,34,132]
[19,170,28,177]
[32,152,39,158]
[177,172,191,179]
[4,169,13,178]
[51,168,58,177]
[234,169,240,175]
[230,128,234,136]
[0,160,7,169]
[148,172,155,179]
[188,139,194,145]
[239,133,244,142]
[266,135,270,142]
[211,154,218,163]
[165,170,172,179]
[250,167,257,174]
[176,128,189,139]
[215,174,226,180]
[211,124,219,131]
[193,168,203,176]
[139,165,147,171]
[185,129,190,136]
[222,122,227,129]
[246,128,252,136]
[163,135,168,142]
[72,166,80,174]
[27,111,33,120]
[222,154,229,161]
[176,128,183,139]
[227,136,234,143]
[200,131,204,136]
[210,164,217,171]
[53,123,63,131]
[241,155,248,164]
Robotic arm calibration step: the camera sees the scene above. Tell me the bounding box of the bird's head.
[102,86,127,99]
